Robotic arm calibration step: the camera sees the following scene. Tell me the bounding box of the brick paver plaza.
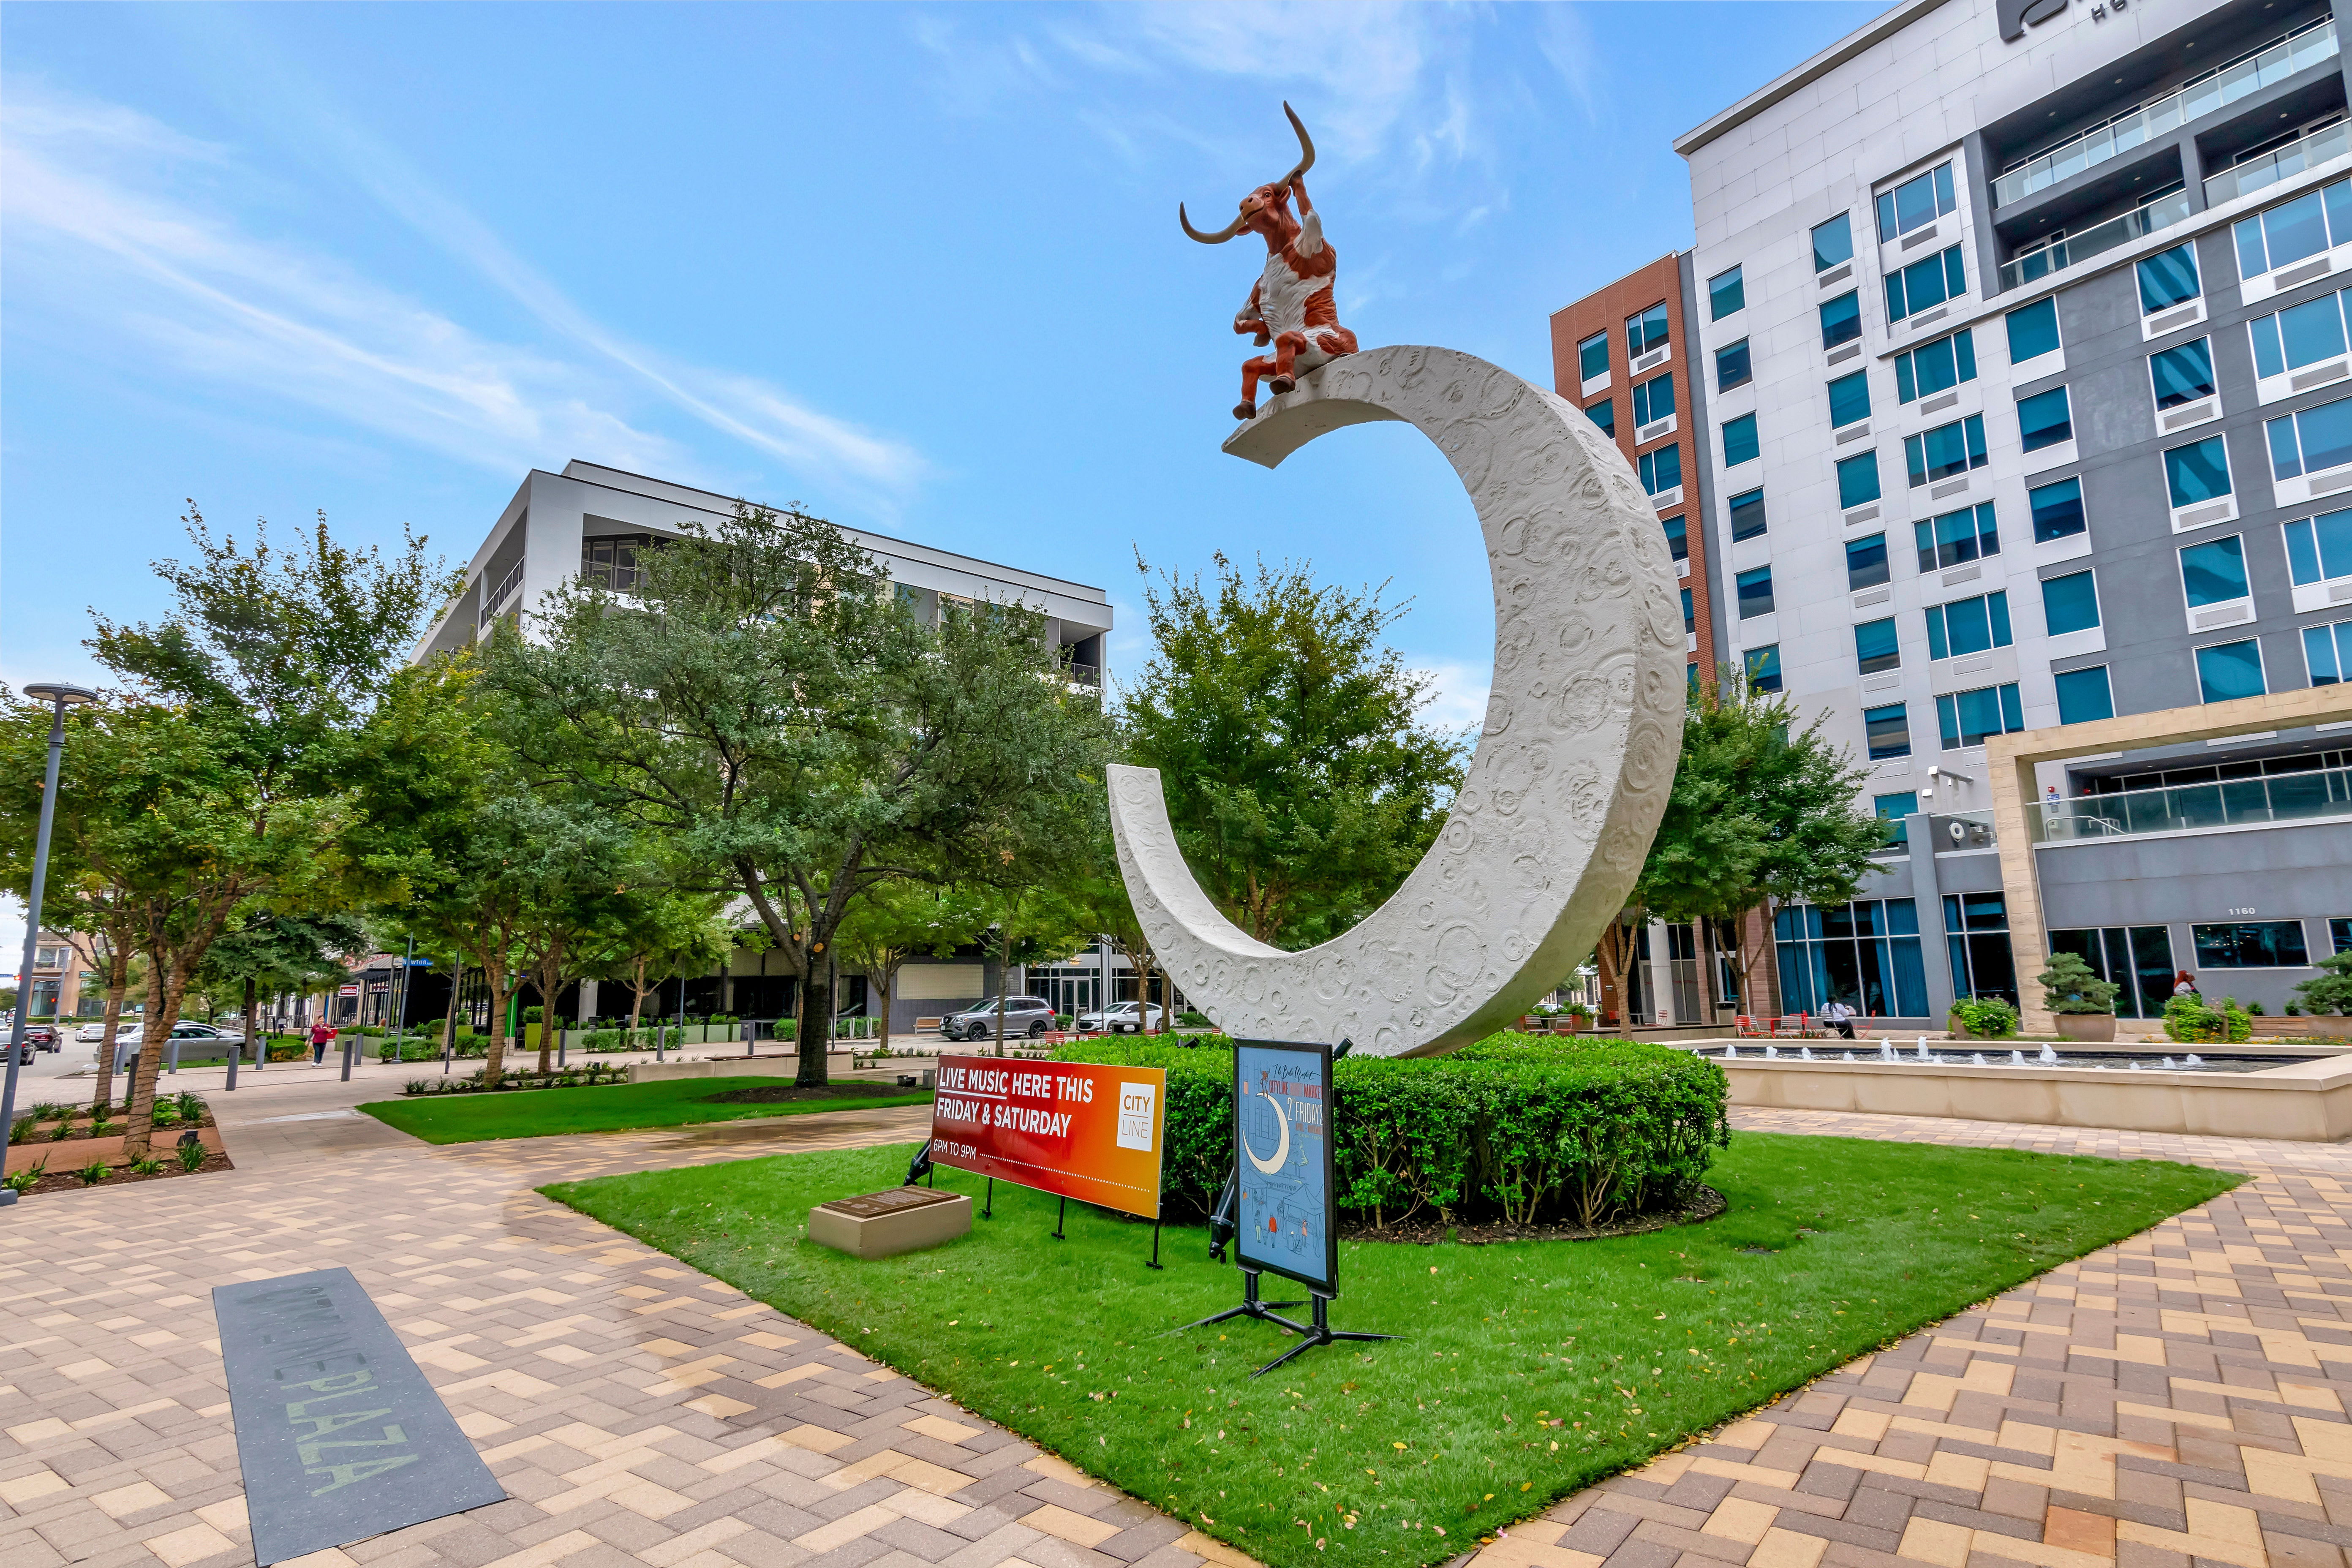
[6,1063,2351,1568]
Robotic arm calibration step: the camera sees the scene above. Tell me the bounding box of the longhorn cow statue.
[1181,103,1359,422]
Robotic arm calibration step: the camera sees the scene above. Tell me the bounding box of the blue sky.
[0,0,1883,965]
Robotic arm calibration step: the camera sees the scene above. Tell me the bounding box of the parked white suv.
[1075,1002,1165,1034]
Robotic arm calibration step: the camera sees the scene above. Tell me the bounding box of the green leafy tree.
[1122,552,1465,948]
[2036,952,2119,1016]
[490,503,1113,1086]
[68,507,455,1153]
[2295,952,2352,1016]
[593,890,734,1044]
[833,881,988,1050]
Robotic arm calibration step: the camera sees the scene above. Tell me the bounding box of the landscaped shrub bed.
[1056,1032,1729,1230]
[402,1062,630,1095]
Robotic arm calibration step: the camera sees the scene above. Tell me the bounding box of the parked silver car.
[941,996,1056,1042]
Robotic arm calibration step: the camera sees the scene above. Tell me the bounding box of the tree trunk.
[794,961,832,1087]
[994,925,1013,1058]
[121,957,191,1160]
[484,975,514,1087]
[536,947,565,1074]
[874,966,895,1051]
[627,956,647,1044]
[89,944,132,1116]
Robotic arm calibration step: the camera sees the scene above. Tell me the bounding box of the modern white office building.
[414,460,1113,680]
[1574,0,2352,1021]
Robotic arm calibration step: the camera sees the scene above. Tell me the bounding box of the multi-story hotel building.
[1559,0,2352,1025]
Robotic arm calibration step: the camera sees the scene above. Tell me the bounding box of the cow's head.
[1180,103,1315,250]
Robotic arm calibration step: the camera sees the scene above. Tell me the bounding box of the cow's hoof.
[1269,375,1296,395]
[1233,401,1257,420]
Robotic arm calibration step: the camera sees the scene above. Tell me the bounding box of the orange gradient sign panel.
[929,1056,1166,1218]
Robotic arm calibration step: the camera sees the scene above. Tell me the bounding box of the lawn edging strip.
[539,1130,2238,1568]
[357,1076,932,1144]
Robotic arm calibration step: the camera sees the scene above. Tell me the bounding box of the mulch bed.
[1334,1184,1729,1246]
[705,1083,930,1105]
[14,1149,237,1196]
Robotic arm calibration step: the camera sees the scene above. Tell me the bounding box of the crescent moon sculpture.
[1240,1090,1291,1176]
[1108,345,1686,1058]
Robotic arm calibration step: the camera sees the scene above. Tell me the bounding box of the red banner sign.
[928,1055,1167,1218]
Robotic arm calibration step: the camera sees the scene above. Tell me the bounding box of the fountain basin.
[1691,1043,2352,1140]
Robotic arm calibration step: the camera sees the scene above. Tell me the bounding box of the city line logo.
[2000,0,2135,44]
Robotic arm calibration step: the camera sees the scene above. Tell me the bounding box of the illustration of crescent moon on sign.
[1239,1090,1290,1176]
[1107,345,1686,1059]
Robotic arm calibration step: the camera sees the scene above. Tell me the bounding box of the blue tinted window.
[1661,514,1687,560]
[2006,298,2060,363]
[2054,666,2114,724]
[1716,338,1751,392]
[1896,330,1974,402]
[1846,532,1889,590]
[1680,587,1695,633]
[1585,398,1614,437]
[1633,373,1674,427]
[1916,503,1999,571]
[1854,617,1900,674]
[1745,644,1781,692]
[1821,291,1862,350]
[1876,163,1955,241]
[1626,302,1670,357]
[2150,340,2215,408]
[1723,413,1760,466]
[1865,703,1911,759]
[2196,639,2266,702]
[1938,683,2023,748]
[1578,332,1609,382]
[1926,592,2012,659]
[2030,477,2085,542]
[1886,245,1965,321]
[1837,452,1881,509]
[1906,414,1987,486]
[1729,488,1768,540]
[2137,244,2200,313]
[2165,436,2232,505]
[1709,265,1745,320]
[2180,536,2249,607]
[2284,509,2352,584]
[1736,566,1775,619]
[2270,397,2352,479]
[1813,213,1853,272]
[2017,386,2072,451]
[1827,371,1870,427]
[1874,792,1918,846]
[2305,620,2352,683]
[1639,444,1682,494]
[2042,570,2100,635]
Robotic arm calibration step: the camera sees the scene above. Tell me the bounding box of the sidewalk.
[5,1082,2349,1568]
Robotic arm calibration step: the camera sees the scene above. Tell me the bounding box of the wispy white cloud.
[1,76,927,502]
[2,85,678,476]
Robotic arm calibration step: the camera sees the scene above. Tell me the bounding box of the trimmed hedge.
[1054,1032,1729,1230]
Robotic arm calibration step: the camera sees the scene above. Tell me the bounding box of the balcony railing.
[1998,191,2193,291]
[2204,117,2352,206]
[479,558,526,627]
[1993,17,2338,208]
[2033,763,2352,843]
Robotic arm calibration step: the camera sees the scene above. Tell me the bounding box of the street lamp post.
[3,682,99,1206]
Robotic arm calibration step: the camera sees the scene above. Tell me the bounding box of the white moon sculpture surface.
[1107,345,1686,1058]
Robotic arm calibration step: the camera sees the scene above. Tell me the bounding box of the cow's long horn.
[1180,201,1246,244]
[1277,101,1315,186]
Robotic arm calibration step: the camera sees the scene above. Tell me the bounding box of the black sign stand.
[1182,1038,1396,1376]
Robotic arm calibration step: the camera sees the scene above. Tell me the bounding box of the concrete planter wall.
[1718,1054,2352,1141]
[2055,1013,2118,1042]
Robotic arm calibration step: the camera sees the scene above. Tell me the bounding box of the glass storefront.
[1944,893,2019,1004]
[1774,899,1930,1017]
[2048,926,2175,1018]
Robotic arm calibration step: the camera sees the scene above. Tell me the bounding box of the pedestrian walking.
[309,1018,336,1064]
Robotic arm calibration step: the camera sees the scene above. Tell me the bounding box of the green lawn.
[543,1133,2236,1568]
[359,1078,934,1143]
